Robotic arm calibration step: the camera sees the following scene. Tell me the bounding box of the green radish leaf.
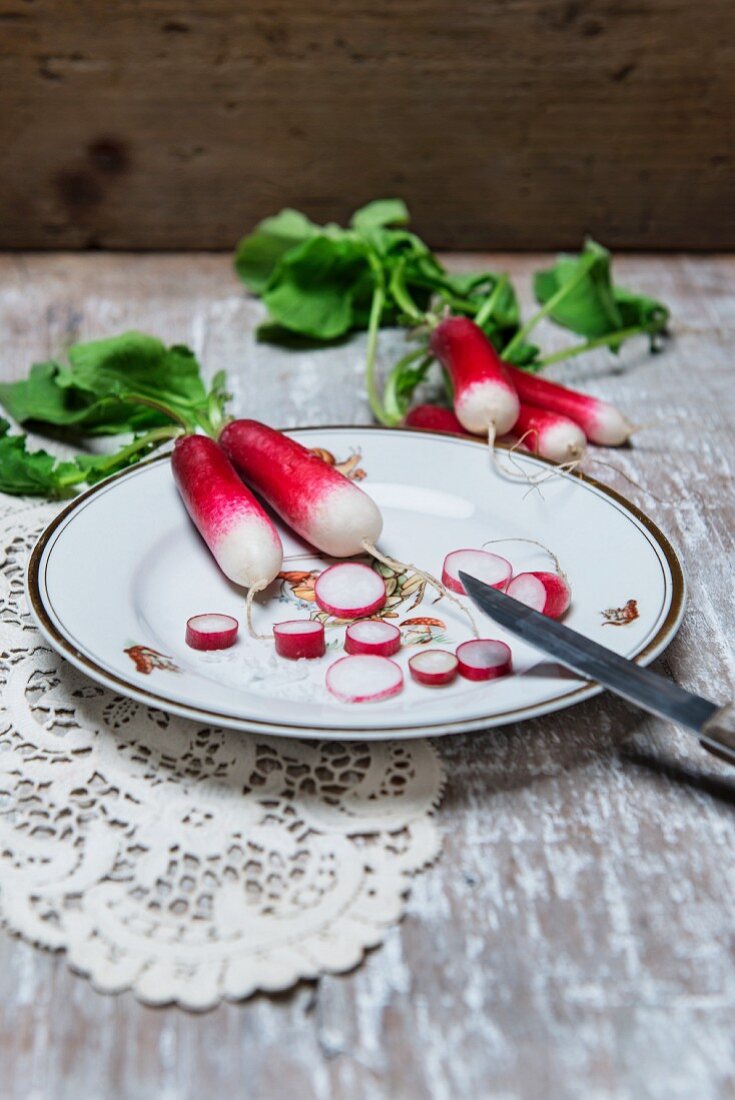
[533,240,624,342]
[0,419,79,497]
[503,341,543,370]
[0,360,165,436]
[65,332,211,429]
[234,209,322,293]
[262,236,371,340]
[351,199,410,233]
[613,286,670,335]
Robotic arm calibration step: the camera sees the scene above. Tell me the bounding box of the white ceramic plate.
[28,427,685,740]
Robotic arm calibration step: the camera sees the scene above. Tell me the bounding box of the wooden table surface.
[0,253,733,1100]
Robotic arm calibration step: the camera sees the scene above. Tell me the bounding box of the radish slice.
[506,571,571,619]
[314,563,386,619]
[326,655,404,703]
[442,549,512,595]
[344,620,401,657]
[456,639,512,681]
[185,613,239,651]
[408,649,459,686]
[273,619,326,660]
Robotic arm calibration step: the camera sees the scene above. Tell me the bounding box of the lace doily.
[0,498,444,1010]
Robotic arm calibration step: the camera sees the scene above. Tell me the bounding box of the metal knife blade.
[458,571,735,766]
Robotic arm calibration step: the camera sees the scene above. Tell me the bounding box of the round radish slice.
[314,563,386,619]
[456,639,512,681]
[344,620,401,657]
[506,571,571,619]
[326,655,404,703]
[442,549,512,595]
[185,613,239,651]
[408,649,459,686]
[273,619,326,660]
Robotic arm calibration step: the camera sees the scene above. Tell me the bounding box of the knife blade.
[458,571,735,766]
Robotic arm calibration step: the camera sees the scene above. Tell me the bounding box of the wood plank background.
[1,0,733,251]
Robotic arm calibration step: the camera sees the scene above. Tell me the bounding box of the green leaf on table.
[0,360,164,436]
[234,208,321,293]
[613,286,670,332]
[351,198,410,233]
[65,332,212,429]
[0,419,79,496]
[533,240,624,341]
[262,236,371,340]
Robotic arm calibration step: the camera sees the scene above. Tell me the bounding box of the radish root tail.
[492,432,580,493]
[362,540,480,638]
[582,457,669,504]
[482,536,569,586]
[246,582,272,640]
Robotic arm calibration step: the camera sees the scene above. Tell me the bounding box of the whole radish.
[220,420,479,636]
[510,403,587,464]
[504,364,632,446]
[172,435,284,637]
[404,405,468,436]
[219,420,382,557]
[172,434,283,591]
[429,317,520,443]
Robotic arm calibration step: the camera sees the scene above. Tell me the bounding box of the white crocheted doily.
[0,499,444,1010]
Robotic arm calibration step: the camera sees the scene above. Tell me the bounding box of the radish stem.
[536,320,667,368]
[364,279,391,426]
[389,260,426,325]
[502,251,598,360]
[474,274,510,329]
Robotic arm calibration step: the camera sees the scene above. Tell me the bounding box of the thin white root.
[582,457,669,504]
[481,536,569,586]
[362,540,480,638]
[491,430,579,494]
[246,582,272,640]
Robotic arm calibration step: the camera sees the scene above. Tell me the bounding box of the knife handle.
[699,703,735,766]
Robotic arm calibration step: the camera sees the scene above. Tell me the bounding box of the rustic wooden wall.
[1,0,733,251]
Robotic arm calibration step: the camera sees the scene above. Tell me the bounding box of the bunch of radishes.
[404,316,633,464]
[171,417,574,704]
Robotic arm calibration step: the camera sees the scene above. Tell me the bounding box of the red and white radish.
[504,364,632,446]
[171,435,284,637]
[172,435,283,589]
[404,405,468,436]
[408,649,459,686]
[219,420,382,558]
[511,403,587,464]
[220,419,479,636]
[506,571,571,619]
[326,655,404,703]
[456,639,513,681]
[442,548,512,595]
[273,619,325,660]
[429,317,520,443]
[185,613,239,651]
[344,620,401,657]
[314,563,386,619]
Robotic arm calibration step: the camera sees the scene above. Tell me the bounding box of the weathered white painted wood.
[0,253,734,1100]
